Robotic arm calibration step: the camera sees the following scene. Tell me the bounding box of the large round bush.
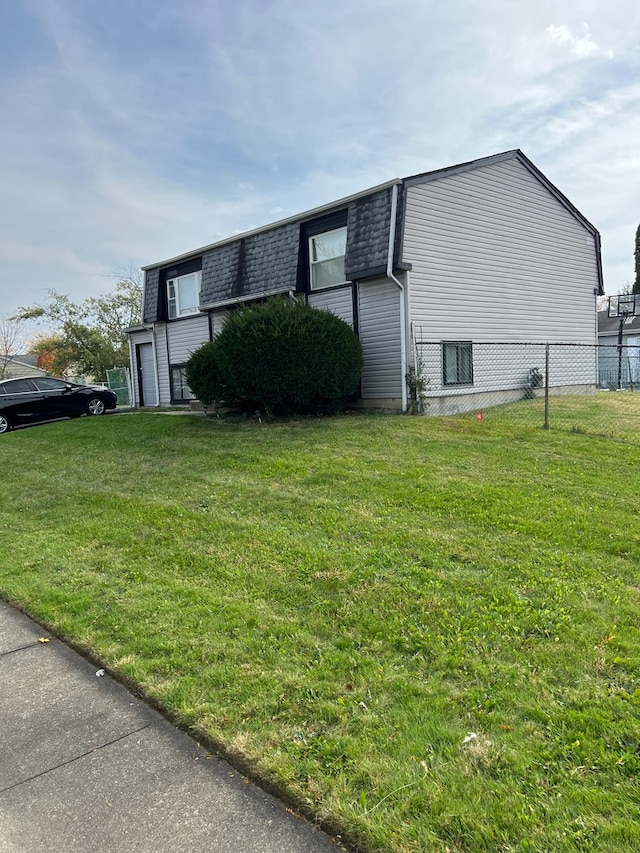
[186,298,363,416]
[184,339,224,407]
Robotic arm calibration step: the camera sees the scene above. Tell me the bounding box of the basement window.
[443,341,473,386]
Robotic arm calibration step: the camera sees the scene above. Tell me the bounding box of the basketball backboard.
[608,294,639,318]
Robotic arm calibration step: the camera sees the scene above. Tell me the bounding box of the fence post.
[543,343,550,430]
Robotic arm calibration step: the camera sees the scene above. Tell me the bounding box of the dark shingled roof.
[141,150,602,322]
[142,268,160,324]
[143,184,400,321]
[200,222,300,309]
[345,186,402,280]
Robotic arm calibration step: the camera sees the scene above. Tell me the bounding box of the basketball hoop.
[607,295,639,390]
[608,294,639,318]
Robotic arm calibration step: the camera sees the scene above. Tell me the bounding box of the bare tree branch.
[0,317,30,379]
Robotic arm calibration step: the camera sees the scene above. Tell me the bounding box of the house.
[597,298,640,388]
[0,354,46,380]
[127,149,603,413]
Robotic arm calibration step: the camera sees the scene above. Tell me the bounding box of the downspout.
[386,182,408,411]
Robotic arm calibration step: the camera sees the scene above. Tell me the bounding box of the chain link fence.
[414,342,640,445]
[106,367,132,406]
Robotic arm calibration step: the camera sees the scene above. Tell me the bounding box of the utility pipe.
[386,181,408,412]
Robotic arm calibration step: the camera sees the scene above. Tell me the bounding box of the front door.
[137,343,158,406]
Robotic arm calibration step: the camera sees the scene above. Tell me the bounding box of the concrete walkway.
[0,601,341,853]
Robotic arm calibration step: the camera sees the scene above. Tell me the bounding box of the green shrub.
[184,340,225,407]
[186,298,363,416]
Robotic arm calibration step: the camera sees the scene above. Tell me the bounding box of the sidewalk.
[0,601,341,853]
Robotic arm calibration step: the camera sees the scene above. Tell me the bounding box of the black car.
[0,377,118,434]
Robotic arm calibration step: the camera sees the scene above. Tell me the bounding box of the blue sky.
[2,0,639,334]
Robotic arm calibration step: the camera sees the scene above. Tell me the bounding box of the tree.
[0,316,30,379]
[634,224,640,295]
[29,332,76,376]
[13,276,142,382]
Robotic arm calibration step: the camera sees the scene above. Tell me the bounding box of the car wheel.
[86,397,106,416]
[0,414,12,434]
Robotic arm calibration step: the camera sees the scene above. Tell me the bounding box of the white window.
[309,227,347,290]
[167,272,201,318]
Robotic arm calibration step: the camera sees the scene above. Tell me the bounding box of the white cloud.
[1,0,639,331]
[546,23,613,59]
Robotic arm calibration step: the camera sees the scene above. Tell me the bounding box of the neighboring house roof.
[598,310,640,336]
[11,354,40,367]
[1,355,47,379]
[141,149,603,323]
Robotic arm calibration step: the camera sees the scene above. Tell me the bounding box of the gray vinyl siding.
[358,277,403,400]
[418,341,596,395]
[153,324,171,405]
[598,334,620,348]
[308,286,354,327]
[2,360,46,379]
[403,158,599,344]
[166,315,209,363]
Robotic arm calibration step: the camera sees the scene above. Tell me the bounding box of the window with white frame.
[443,341,473,386]
[167,271,201,318]
[170,366,195,402]
[309,227,347,290]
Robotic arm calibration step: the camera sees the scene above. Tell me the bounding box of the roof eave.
[143,177,403,272]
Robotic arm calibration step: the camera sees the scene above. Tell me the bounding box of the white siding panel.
[404,159,599,344]
[167,315,210,363]
[308,287,354,327]
[358,278,402,399]
[154,324,171,405]
[418,342,596,397]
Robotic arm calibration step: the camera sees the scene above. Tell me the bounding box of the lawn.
[1,408,639,852]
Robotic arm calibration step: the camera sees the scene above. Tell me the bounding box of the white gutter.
[386,182,408,412]
[199,285,294,312]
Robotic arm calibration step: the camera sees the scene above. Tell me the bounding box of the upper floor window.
[309,227,347,290]
[167,271,201,318]
[443,341,473,386]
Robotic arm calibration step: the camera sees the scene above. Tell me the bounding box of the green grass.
[1,407,639,852]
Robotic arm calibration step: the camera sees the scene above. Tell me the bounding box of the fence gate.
[106,367,131,406]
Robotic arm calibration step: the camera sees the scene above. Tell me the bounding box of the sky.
[1,0,639,340]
